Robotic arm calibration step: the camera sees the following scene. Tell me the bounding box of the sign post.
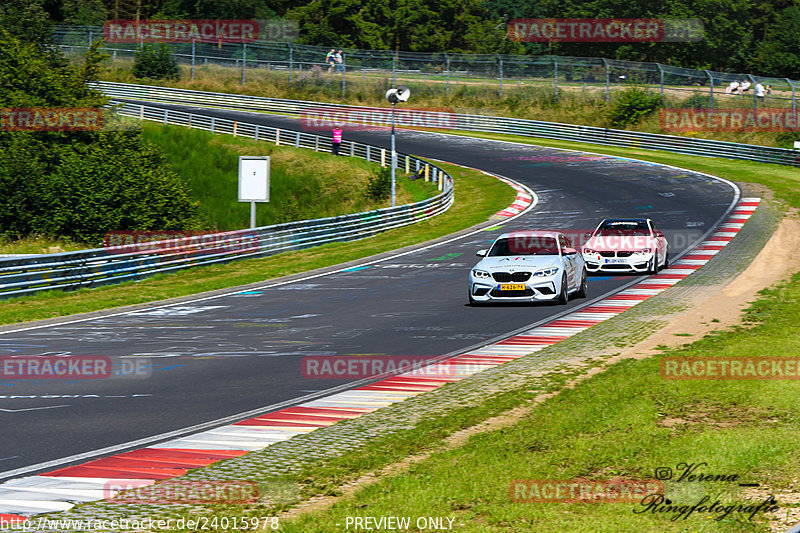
[238,156,270,228]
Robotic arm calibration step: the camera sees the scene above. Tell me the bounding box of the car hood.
[584,235,655,251]
[474,256,559,271]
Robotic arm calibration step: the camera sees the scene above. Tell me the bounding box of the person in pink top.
[331,126,343,155]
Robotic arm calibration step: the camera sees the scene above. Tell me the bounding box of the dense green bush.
[365,166,392,201]
[680,93,713,109]
[0,32,198,243]
[775,131,800,148]
[605,87,661,127]
[132,44,179,80]
[0,132,199,243]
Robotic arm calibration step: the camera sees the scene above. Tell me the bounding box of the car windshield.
[487,237,559,256]
[595,221,650,237]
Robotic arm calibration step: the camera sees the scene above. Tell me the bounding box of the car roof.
[599,218,650,223]
[495,230,563,240]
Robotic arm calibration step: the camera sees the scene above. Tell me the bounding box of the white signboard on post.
[238,156,270,228]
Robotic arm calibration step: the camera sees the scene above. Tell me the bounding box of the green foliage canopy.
[0,31,198,243]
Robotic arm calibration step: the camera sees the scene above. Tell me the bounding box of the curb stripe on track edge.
[0,198,760,519]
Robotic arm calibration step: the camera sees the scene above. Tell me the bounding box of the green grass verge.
[0,162,512,326]
[140,122,430,231]
[282,274,800,532]
[267,132,800,532]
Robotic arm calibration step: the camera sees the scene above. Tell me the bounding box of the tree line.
[2,0,797,77]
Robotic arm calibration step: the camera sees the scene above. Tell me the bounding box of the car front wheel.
[557,274,569,305]
[575,268,588,298]
[648,256,659,275]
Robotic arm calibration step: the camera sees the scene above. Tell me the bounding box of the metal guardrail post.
[602,58,610,102]
[288,43,293,85]
[656,63,664,105]
[191,39,195,81]
[341,61,346,97]
[787,78,797,126]
[445,54,450,96]
[705,70,714,109]
[241,43,247,86]
[553,56,558,100]
[392,51,397,86]
[498,55,503,98]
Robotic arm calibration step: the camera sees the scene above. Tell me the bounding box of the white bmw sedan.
[469,231,587,305]
[582,218,669,274]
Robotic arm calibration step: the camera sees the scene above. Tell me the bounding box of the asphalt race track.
[0,103,737,480]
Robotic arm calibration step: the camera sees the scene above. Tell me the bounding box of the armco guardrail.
[56,25,800,108]
[96,81,800,167]
[0,104,453,299]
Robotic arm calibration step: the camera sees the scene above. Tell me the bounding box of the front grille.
[492,271,532,282]
[599,251,615,258]
[473,287,490,296]
[616,251,633,257]
[490,288,535,297]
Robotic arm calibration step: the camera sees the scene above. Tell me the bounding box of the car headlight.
[583,248,597,255]
[632,248,653,255]
[472,269,491,279]
[532,267,559,277]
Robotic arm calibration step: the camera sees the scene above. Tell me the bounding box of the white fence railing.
[0,104,453,299]
[96,81,800,167]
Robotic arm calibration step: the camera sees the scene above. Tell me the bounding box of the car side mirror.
[655,231,664,238]
[564,247,578,255]
[476,249,487,257]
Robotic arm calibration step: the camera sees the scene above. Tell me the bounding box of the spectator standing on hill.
[326,48,336,74]
[726,80,739,95]
[755,83,766,98]
[331,126,343,155]
[335,50,344,73]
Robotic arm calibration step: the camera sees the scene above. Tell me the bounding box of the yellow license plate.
[499,283,526,291]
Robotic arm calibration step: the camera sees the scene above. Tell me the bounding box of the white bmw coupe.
[469,230,587,305]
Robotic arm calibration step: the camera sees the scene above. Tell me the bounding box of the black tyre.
[648,256,658,275]
[575,268,588,298]
[557,274,569,305]
[663,250,669,269]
